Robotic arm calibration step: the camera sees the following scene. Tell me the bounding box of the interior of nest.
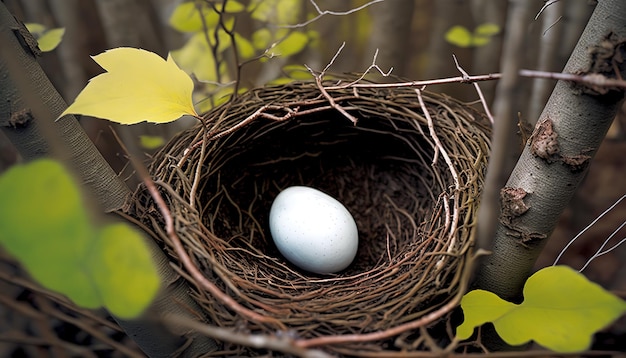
[142,87,491,349]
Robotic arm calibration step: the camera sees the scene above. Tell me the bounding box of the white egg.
[269,186,359,274]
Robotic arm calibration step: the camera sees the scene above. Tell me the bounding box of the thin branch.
[304,45,359,124]
[535,0,561,20]
[319,41,346,75]
[163,315,333,358]
[580,220,626,272]
[212,104,299,140]
[281,0,385,28]
[139,158,287,330]
[307,70,358,124]
[542,15,563,37]
[416,88,460,264]
[322,69,626,91]
[293,249,479,349]
[452,55,494,124]
[554,193,626,265]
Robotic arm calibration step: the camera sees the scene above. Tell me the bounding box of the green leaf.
[253,29,309,57]
[456,290,516,340]
[457,266,626,353]
[88,224,161,319]
[0,159,160,318]
[37,28,65,52]
[474,23,500,36]
[0,159,100,308]
[249,0,301,24]
[234,33,255,59]
[139,135,165,149]
[193,85,237,113]
[271,31,309,57]
[169,2,220,33]
[25,23,46,35]
[60,47,198,124]
[445,26,473,48]
[472,23,499,47]
[171,33,222,82]
[281,64,313,80]
[472,36,491,47]
[25,23,64,52]
[220,1,244,13]
[252,28,272,50]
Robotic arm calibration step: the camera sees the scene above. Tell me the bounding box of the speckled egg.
[269,186,359,274]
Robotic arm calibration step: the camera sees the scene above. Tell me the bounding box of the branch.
[475,0,529,254]
[322,69,626,91]
[282,0,385,28]
[473,0,626,302]
[164,315,333,358]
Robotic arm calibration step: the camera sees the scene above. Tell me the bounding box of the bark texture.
[0,2,128,212]
[0,4,217,356]
[474,0,626,301]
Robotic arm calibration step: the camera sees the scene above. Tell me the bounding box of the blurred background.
[1,0,625,354]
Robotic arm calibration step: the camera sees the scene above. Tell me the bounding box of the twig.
[294,248,477,349]
[139,160,287,330]
[580,220,626,272]
[303,43,360,124]
[189,126,208,209]
[322,69,626,91]
[452,55,494,124]
[164,314,334,358]
[282,0,385,28]
[415,88,461,264]
[554,194,626,266]
[535,0,561,20]
[310,72,358,124]
[340,48,394,88]
[212,104,298,140]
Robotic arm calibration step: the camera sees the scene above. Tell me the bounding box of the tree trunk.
[474,0,626,302]
[0,3,217,356]
[363,0,414,77]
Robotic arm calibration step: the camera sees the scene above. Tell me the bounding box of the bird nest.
[126,78,491,356]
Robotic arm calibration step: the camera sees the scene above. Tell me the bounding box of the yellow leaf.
[271,31,309,57]
[25,23,45,35]
[139,135,165,149]
[249,0,301,24]
[445,26,472,48]
[37,28,65,52]
[475,23,500,37]
[169,2,219,33]
[25,23,64,52]
[60,47,198,124]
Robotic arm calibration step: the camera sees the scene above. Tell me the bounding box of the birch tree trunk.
[474,0,626,302]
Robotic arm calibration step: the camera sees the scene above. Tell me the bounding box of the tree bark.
[475,0,529,262]
[0,4,217,356]
[364,0,414,77]
[474,0,626,302]
[0,3,127,212]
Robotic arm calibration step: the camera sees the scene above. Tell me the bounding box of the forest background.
[1,0,625,355]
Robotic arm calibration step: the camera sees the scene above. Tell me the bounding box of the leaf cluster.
[0,160,160,319]
[458,265,626,353]
[445,23,500,48]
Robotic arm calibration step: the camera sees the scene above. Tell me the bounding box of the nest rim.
[127,78,491,355]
